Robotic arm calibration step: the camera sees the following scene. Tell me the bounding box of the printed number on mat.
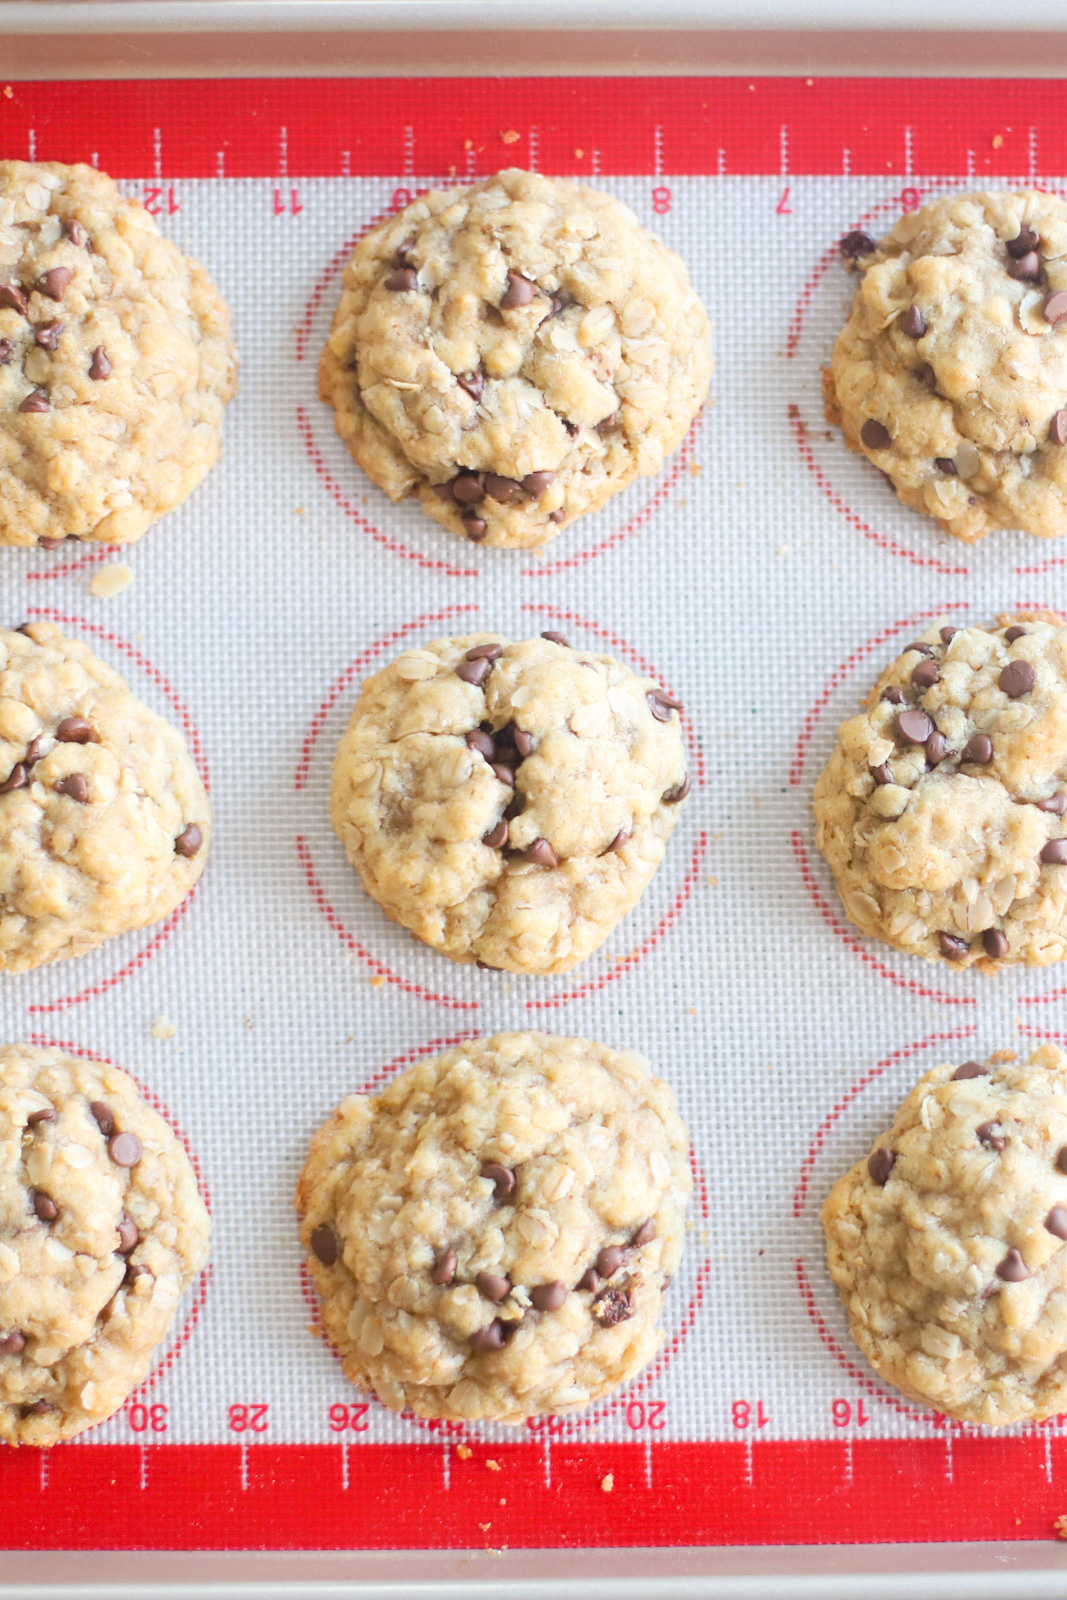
[329,1402,369,1433]
[143,186,179,216]
[731,1400,769,1430]
[832,1399,869,1427]
[229,1403,270,1433]
[625,1400,667,1431]
[127,1402,168,1433]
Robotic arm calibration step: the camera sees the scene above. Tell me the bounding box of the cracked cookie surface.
[823,1043,1067,1425]
[0,1042,210,1445]
[0,160,237,546]
[330,631,689,975]
[319,168,711,549]
[296,1031,690,1424]
[0,621,211,972]
[814,613,1067,970]
[827,190,1067,544]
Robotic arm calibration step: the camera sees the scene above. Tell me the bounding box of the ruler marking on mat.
[528,125,539,173]
[38,1449,48,1491]
[153,127,162,181]
[1030,125,1039,184]
[542,1437,552,1489]
[403,125,414,179]
[779,123,789,178]
[1046,1431,1054,1484]
[240,1441,249,1493]
[140,1444,148,1492]
[644,1438,654,1489]
[744,1437,754,1487]
[341,1442,350,1492]
[654,124,664,179]
[441,1443,450,1492]
[842,146,850,176]
[844,1437,853,1486]
[943,1432,954,1484]
[904,124,913,177]
[27,128,36,162]
[216,149,225,180]
[278,125,288,180]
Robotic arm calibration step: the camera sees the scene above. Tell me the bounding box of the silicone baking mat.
[4,74,1067,1553]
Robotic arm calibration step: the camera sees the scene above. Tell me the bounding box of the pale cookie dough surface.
[0,160,237,547]
[0,1043,210,1445]
[826,190,1067,543]
[296,1031,691,1425]
[814,613,1067,970]
[823,1043,1067,1426]
[319,168,712,550]
[331,631,689,975]
[0,621,211,973]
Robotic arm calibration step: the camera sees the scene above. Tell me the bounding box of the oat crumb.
[369,976,386,988]
[486,1458,501,1472]
[2,87,12,99]
[464,139,473,150]
[574,148,584,159]
[778,543,791,556]
[990,1049,1018,1064]
[89,562,134,598]
[501,129,520,145]
[293,507,306,515]
[1055,1513,1067,1540]
[499,1497,506,1505]
[601,1473,614,1493]
[992,134,1004,149]
[689,461,702,476]
[457,1443,473,1459]
[151,1015,176,1041]
[479,1521,491,1532]
[707,875,719,887]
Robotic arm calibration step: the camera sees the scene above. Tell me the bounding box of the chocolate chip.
[1057,1146,1067,1175]
[175,824,203,858]
[632,1219,656,1247]
[1045,291,1067,326]
[310,1225,338,1266]
[664,774,690,804]
[501,272,535,308]
[462,512,487,541]
[88,346,111,382]
[867,1148,895,1185]
[541,631,569,646]
[521,472,555,499]
[996,1248,1029,1282]
[480,1162,516,1201]
[37,268,72,302]
[1004,626,1029,642]
[900,305,927,337]
[0,283,28,315]
[1000,660,1036,698]
[67,220,88,248]
[109,1132,142,1168]
[897,708,934,743]
[470,1319,507,1352]
[452,472,485,505]
[1041,838,1067,865]
[1,1332,26,1355]
[484,474,523,505]
[1052,410,1067,447]
[434,482,455,502]
[490,763,515,788]
[912,659,940,689]
[0,339,11,365]
[952,1061,989,1080]
[1047,1206,1067,1239]
[55,773,88,803]
[597,414,621,435]
[456,657,492,688]
[1038,793,1067,814]
[977,1120,1006,1152]
[592,1287,633,1327]
[27,1108,56,1126]
[904,641,933,655]
[961,733,993,764]
[870,763,892,785]
[124,1261,146,1287]
[56,716,91,743]
[648,690,682,723]
[23,739,39,768]
[1008,227,1040,258]
[514,729,535,759]
[431,1247,457,1285]
[881,686,905,705]
[917,363,938,389]
[19,391,50,413]
[457,370,484,401]
[860,419,891,451]
[33,1192,57,1221]
[595,1244,631,1279]
[38,538,64,550]
[0,764,28,794]
[840,230,876,259]
[117,1213,138,1254]
[465,643,503,664]
[383,267,418,292]
[466,730,496,760]
[21,1399,54,1416]
[89,1102,114,1137]
[530,1282,567,1312]
[982,929,1009,959]
[938,932,970,961]
[482,819,508,848]
[925,731,948,765]
[940,627,959,644]
[1007,251,1041,283]
[33,320,63,350]
[475,1271,511,1303]
[526,837,559,868]
[576,1267,600,1293]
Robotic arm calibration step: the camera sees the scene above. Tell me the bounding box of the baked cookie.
[296,1031,690,1425]
[823,1043,1067,1426]
[814,612,1067,970]
[0,160,237,547]
[827,190,1067,544]
[0,620,210,972]
[319,168,711,549]
[0,1042,210,1444]
[330,631,689,975]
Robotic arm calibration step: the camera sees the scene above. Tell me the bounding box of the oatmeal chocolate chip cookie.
[0,621,210,972]
[0,1043,210,1445]
[0,160,237,547]
[823,1043,1067,1425]
[813,613,1067,970]
[296,1031,690,1424]
[318,168,711,549]
[331,631,689,975]
[826,190,1067,544]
